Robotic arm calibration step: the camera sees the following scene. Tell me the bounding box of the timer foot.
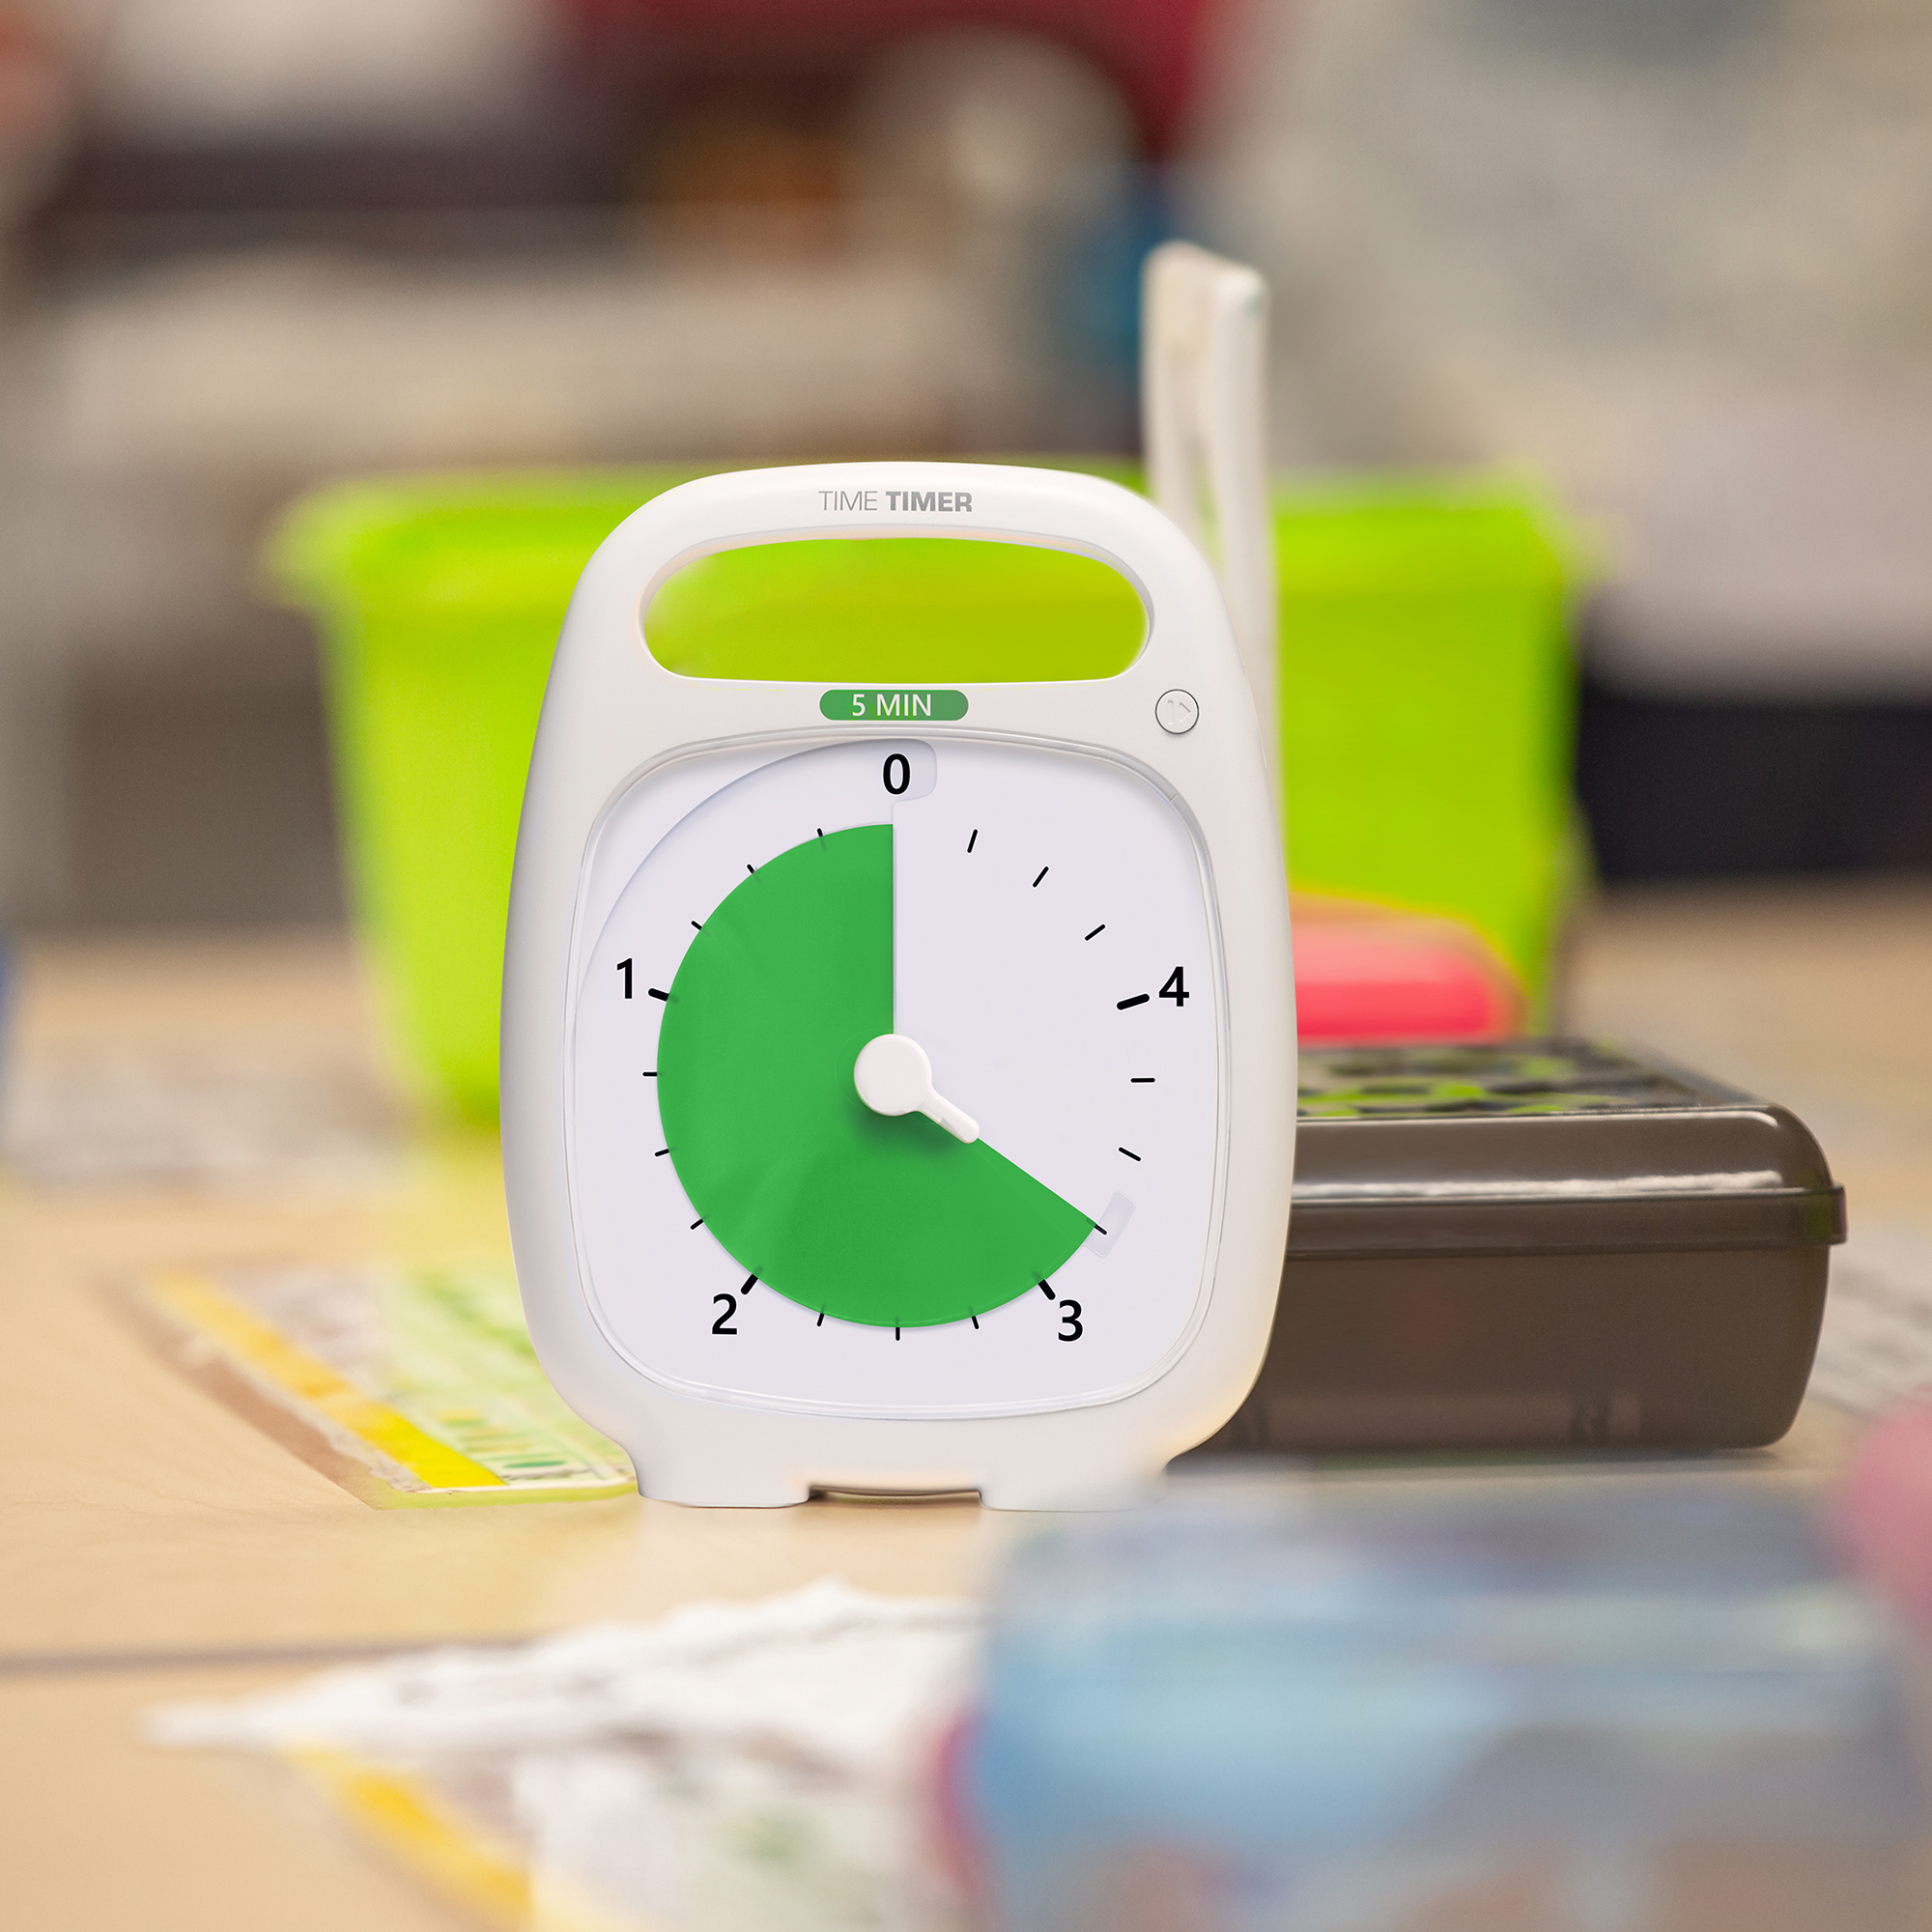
[636,1456,812,1508]
[977,1466,1160,1512]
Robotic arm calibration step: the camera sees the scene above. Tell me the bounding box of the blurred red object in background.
[555,0,1225,155]
[1292,897,1525,1043]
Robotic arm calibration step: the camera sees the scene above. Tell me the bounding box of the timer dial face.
[568,737,1221,1419]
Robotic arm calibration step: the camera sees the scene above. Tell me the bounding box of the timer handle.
[600,461,1244,704]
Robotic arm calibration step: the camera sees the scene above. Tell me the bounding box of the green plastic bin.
[1272,478,1581,995]
[271,465,1578,1122]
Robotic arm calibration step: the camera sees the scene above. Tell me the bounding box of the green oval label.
[820,689,968,723]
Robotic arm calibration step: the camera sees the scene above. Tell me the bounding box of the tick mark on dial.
[1119,1147,1142,1162]
[746,863,756,874]
[816,1311,826,1326]
[1084,923,1106,940]
[655,1147,671,1156]
[648,987,669,1002]
[741,1273,758,1293]
[1093,1223,1108,1236]
[1117,993,1150,1009]
[966,829,978,853]
[895,1327,902,1340]
[816,827,824,837]
[970,1314,980,1329]
[1131,1076,1154,1083]
[642,1069,657,1077]
[1037,1280,1055,1299]
[691,920,702,930]
[1032,866,1049,888]
[690,1217,703,1229]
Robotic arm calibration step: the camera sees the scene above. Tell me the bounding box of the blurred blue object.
[966,1481,1927,1932]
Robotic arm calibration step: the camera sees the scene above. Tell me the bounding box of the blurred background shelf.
[2,0,1931,942]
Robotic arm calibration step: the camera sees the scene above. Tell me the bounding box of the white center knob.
[854,1033,980,1144]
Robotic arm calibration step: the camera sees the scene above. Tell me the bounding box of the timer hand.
[854,1034,980,1145]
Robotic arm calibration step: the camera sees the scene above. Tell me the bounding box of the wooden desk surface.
[0,932,1001,1662]
[4,882,1927,1927]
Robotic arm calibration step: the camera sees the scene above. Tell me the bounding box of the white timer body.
[502,463,1293,1507]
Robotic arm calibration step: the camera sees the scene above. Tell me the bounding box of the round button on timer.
[1156,689,1200,735]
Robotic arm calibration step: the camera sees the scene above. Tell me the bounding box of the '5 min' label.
[821,690,969,722]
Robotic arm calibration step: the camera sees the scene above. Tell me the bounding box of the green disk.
[657,824,1093,1328]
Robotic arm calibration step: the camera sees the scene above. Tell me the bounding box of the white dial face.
[567,735,1223,1419]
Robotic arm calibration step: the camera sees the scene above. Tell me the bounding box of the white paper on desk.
[1808,1225,1932,1416]
[1,1049,399,1188]
[151,1577,980,1932]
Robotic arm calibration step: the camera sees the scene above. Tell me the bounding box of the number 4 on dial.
[1159,967,1188,1007]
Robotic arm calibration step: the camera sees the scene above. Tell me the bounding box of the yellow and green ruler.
[129,1263,634,1507]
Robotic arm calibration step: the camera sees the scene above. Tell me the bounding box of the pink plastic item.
[1835,1400,1932,1634]
[1292,904,1524,1043]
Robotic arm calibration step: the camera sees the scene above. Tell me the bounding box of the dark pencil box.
[1193,1039,1845,1456]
